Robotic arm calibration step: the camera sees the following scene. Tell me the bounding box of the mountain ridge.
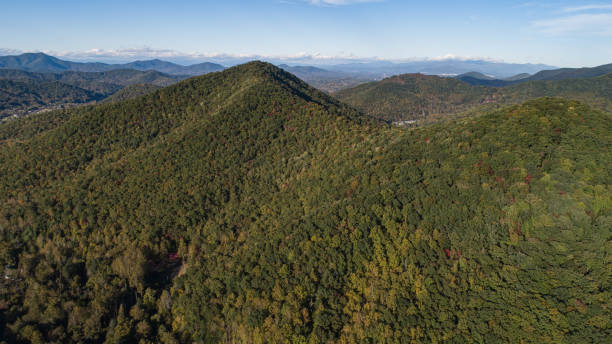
[336,71,612,121]
[0,52,225,75]
[458,62,612,86]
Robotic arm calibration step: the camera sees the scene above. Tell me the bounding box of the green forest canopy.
[0,69,183,118]
[0,62,610,343]
[335,72,612,122]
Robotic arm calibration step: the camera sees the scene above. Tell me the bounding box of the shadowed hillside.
[0,79,104,119]
[0,69,184,118]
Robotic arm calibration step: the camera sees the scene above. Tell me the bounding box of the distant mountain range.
[0,53,225,75]
[278,64,374,92]
[525,63,612,81]
[0,52,557,80]
[457,63,612,86]
[322,59,555,79]
[277,59,559,90]
[2,52,611,120]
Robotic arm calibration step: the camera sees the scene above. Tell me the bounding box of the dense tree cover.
[335,74,497,122]
[0,69,183,118]
[457,62,612,86]
[101,84,162,103]
[0,69,181,90]
[499,74,612,113]
[0,79,103,119]
[335,72,612,122]
[0,62,610,343]
[525,63,612,82]
[456,75,517,87]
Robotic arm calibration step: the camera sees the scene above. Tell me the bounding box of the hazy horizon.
[2,0,611,68]
[0,48,565,69]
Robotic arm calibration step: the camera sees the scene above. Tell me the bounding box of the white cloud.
[4,47,373,65]
[533,13,612,35]
[427,54,501,63]
[0,48,22,56]
[0,47,518,66]
[563,4,612,12]
[48,47,360,62]
[56,47,191,59]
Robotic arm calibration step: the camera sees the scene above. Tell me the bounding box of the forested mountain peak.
[2,52,63,66]
[172,60,358,118]
[227,60,313,83]
[0,59,610,344]
[0,60,369,185]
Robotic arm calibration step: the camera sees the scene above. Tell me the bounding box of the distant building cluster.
[393,119,417,127]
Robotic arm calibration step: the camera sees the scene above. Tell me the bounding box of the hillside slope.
[0,79,103,118]
[500,73,612,111]
[336,72,612,122]
[0,62,610,343]
[335,73,497,121]
[0,68,181,90]
[456,71,495,80]
[527,63,612,81]
[101,83,162,103]
[458,63,612,86]
[0,69,184,117]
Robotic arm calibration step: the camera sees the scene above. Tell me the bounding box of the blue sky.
[1,0,611,67]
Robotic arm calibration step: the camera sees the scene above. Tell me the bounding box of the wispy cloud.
[305,0,382,6]
[0,48,22,56]
[563,4,612,13]
[427,54,501,63]
[49,47,363,62]
[527,2,612,36]
[532,13,612,35]
[3,47,378,64]
[0,47,516,66]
